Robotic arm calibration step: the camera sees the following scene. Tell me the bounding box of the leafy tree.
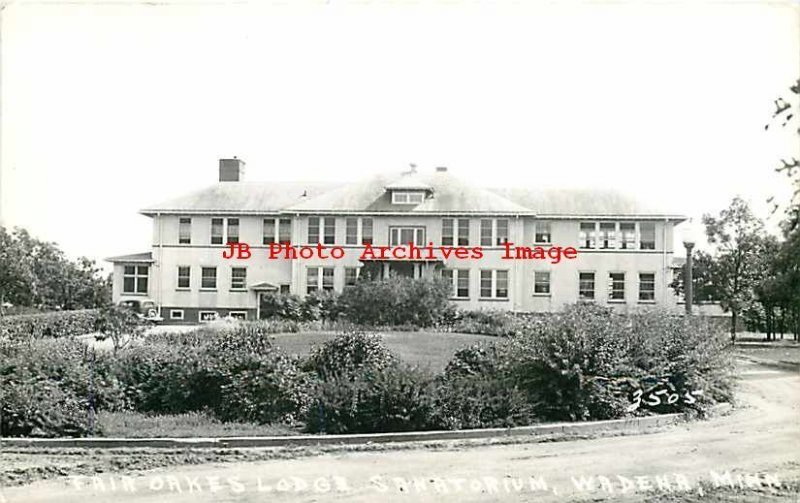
[93,305,144,354]
[701,197,767,341]
[670,250,721,303]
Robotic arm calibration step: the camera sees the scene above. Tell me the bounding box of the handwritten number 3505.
[627,389,704,412]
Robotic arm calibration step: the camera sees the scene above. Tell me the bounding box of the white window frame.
[178,217,192,244]
[170,309,184,320]
[479,219,509,247]
[443,269,470,299]
[228,311,247,320]
[200,266,217,290]
[579,271,596,300]
[176,266,191,290]
[608,272,626,302]
[344,266,361,286]
[639,222,656,250]
[230,267,247,291]
[123,265,149,295]
[392,191,425,204]
[389,226,426,246]
[533,271,551,296]
[307,266,335,293]
[534,221,551,244]
[479,269,509,300]
[638,272,656,302]
[199,311,218,323]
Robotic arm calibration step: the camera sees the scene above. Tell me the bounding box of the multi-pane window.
[177,266,190,289]
[392,191,425,204]
[534,222,551,244]
[579,222,596,249]
[231,267,247,290]
[324,218,336,245]
[346,218,359,245]
[361,218,373,245]
[480,219,508,246]
[533,271,551,295]
[201,267,217,289]
[390,227,425,246]
[639,273,655,301]
[620,223,636,249]
[123,266,148,294]
[226,218,239,244]
[211,218,224,245]
[480,270,509,299]
[278,218,292,243]
[599,222,616,249]
[442,269,470,298]
[579,272,595,300]
[178,217,192,244]
[608,272,625,301]
[308,217,320,244]
[344,267,360,287]
[442,219,470,246]
[639,222,656,250]
[307,267,335,294]
[263,219,276,245]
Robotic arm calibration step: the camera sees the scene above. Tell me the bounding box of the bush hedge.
[0,309,99,341]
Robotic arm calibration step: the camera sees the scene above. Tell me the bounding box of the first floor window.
[608,272,625,301]
[307,267,335,293]
[178,217,192,244]
[280,284,291,294]
[344,267,360,286]
[639,222,656,250]
[442,269,469,298]
[123,265,148,294]
[177,266,190,289]
[533,271,551,295]
[579,272,595,300]
[231,267,247,290]
[480,270,509,299]
[639,273,655,301]
[201,267,217,289]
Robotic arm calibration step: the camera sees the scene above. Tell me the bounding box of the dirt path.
[2,361,798,502]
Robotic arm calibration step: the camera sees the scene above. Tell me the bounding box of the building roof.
[141,182,339,215]
[139,170,685,219]
[106,252,153,263]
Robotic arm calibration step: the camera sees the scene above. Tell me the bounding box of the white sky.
[1,0,799,267]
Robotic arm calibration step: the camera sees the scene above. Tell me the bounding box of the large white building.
[108,159,686,323]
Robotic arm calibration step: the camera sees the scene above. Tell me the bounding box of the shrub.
[303,331,395,378]
[258,292,305,321]
[447,310,534,337]
[433,343,536,429]
[0,338,126,437]
[306,363,436,434]
[93,305,144,354]
[0,309,99,341]
[336,277,454,327]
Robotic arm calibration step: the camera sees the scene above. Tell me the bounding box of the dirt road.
[2,361,798,502]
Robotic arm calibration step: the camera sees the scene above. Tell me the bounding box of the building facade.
[108,159,686,323]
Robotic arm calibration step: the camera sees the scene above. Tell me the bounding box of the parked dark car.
[118,299,163,323]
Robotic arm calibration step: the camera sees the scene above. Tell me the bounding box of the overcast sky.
[1,0,798,267]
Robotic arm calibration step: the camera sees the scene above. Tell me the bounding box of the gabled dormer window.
[392,191,425,204]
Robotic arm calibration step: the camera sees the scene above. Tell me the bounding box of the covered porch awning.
[249,281,279,291]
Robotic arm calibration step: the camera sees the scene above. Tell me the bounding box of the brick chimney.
[219,157,245,182]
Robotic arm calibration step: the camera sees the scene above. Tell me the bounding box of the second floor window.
[178,217,192,244]
[442,219,470,246]
[211,218,224,245]
[226,218,239,244]
[534,222,551,244]
[123,266,148,294]
[480,219,509,246]
[231,267,247,290]
[640,222,656,250]
[620,223,636,249]
[201,267,217,289]
[346,218,358,245]
[308,217,336,244]
[579,222,596,249]
[390,226,425,246]
[599,222,616,249]
[263,218,292,245]
[361,218,373,245]
[533,271,551,295]
[177,266,190,289]
[579,272,595,300]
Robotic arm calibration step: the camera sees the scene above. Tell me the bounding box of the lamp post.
[682,221,697,315]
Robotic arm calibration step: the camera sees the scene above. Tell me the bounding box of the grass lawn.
[272,330,496,371]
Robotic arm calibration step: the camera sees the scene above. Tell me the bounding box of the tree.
[93,305,144,354]
[702,197,767,341]
[670,250,721,304]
